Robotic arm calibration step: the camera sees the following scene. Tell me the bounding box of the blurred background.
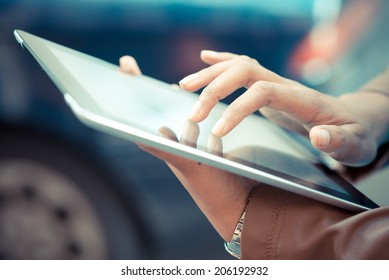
[0,0,388,259]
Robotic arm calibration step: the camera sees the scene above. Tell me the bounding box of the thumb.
[138,127,196,171]
[119,55,142,75]
[309,124,375,166]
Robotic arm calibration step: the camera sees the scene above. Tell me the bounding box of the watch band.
[224,187,256,259]
[225,210,246,259]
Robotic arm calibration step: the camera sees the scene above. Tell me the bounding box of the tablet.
[14,29,379,212]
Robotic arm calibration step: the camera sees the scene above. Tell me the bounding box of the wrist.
[339,91,389,147]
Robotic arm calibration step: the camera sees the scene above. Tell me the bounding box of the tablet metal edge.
[14,30,24,46]
[63,93,372,213]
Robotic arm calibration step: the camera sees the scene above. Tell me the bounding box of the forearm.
[339,92,389,147]
[359,68,389,145]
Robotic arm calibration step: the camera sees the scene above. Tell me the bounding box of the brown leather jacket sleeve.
[240,184,389,259]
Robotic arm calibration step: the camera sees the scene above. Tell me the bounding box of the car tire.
[0,125,149,259]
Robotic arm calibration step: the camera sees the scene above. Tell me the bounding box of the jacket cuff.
[240,184,354,259]
[240,184,292,260]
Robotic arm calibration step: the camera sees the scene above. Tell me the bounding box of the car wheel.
[0,126,149,259]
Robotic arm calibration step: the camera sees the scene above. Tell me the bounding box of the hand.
[178,50,380,166]
[119,56,256,241]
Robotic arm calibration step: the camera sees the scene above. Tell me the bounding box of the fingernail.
[181,119,200,147]
[212,117,227,136]
[206,134,223,156]
[179,73,198,86]
[317,129,330,147]
[189,101,202,120]
[201,50,217,56]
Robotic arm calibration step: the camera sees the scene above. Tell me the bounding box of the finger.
[188,60,259,122]
[119,55,142,75]
[200,50,239,65]
[180,119,200,147]
[211,81,325,136]
[139,127,203,172]
[206,134,223,157]
[180,52,288,93]
[188,56,274,122]
[138,127,189,167]
[310,125,376,166]
[178,59,235,92]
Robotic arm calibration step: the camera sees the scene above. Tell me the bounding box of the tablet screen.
[48,45,355,199]
[17,30,379,211]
